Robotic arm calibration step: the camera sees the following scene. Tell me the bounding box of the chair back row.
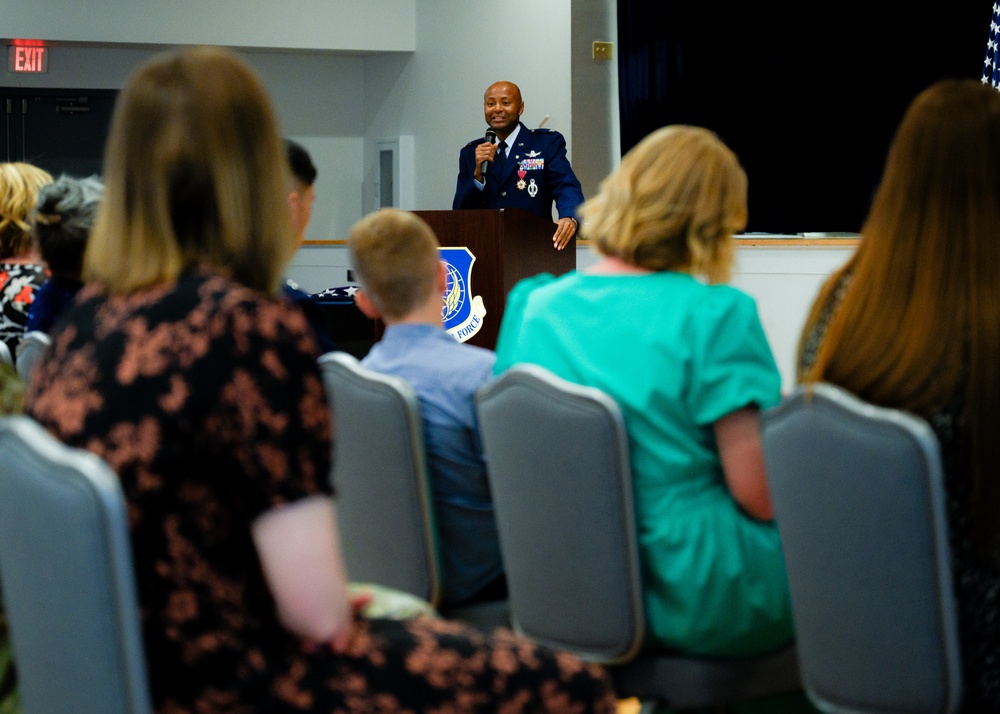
[0,416,151,714]
[0,354,963,714]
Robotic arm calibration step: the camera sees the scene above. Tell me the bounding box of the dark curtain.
[616,1,993,234]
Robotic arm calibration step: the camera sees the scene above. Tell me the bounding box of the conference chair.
[318,350,509,630]
[475,363,800,712]
[0,415,151,714]
[15,329,52,383]
[0,341,13,368]
[761,383,963,714]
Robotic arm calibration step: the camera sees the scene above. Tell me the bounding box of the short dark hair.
[285,139,317,187]
[33,174,104,279]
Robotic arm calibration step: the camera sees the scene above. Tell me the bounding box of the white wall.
[571,0,621,200]
[731,245,855,393]
[3,0,415,52]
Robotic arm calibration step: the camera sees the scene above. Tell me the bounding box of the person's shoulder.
[524,126,562,136]
[686,281,762,324]
[522,126,566,142]
[462,136,485,149]
[455,338,497,362]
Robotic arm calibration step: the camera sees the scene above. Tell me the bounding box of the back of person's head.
[347,208,440,320]
[0,162,53,260]
[87,45,295,295]
[803,78,1000,558]
[862,78,1000,267]
[285,139,317,188]
[33,174,104,280]
[579,125,747,283]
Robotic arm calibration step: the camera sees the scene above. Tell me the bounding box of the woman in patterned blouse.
[23,46,617,714]
[0,162,51,358]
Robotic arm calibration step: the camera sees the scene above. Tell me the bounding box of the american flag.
[311,285,358,303]
[984,3,1000,89]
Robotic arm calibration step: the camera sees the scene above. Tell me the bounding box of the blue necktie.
[494,140,507,175]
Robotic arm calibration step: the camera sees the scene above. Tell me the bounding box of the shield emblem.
[439,246,486,342]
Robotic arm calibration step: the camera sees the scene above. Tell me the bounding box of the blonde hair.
[0,162,53,259]
[580,125,747,283]
[348,209,440,320]
[86,46,295,295]
[801,79,1000,556]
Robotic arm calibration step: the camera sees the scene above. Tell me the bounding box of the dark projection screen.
[617,2,991,234]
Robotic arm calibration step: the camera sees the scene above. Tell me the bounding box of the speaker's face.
[483,82,524,139]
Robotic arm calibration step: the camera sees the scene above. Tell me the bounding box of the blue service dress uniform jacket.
[452,122,584,222]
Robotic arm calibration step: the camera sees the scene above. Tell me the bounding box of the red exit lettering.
[15,47,44,72]
[8,45,48,73]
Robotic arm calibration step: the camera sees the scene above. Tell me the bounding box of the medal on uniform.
[517,169,527,191]
[528,178,538,197]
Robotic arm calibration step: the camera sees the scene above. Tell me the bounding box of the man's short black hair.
[285,138,318,186]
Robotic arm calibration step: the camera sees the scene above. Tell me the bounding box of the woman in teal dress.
[494,125,794,658]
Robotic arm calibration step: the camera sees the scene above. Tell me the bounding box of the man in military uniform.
[452,81,584,250]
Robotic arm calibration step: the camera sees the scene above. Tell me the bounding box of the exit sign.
[7,46,48,74]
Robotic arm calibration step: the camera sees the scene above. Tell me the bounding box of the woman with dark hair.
[798,78,1000,710]
[24,45,617,714]
[26,174,104,333]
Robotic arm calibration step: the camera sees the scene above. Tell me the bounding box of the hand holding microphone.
[475,129,498,182]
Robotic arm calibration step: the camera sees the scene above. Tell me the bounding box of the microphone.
[481,129,497,177]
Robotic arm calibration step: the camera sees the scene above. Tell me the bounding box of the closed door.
[3,88,117,177]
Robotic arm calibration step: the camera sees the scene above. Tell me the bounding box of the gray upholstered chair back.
[318,351,442,606]
[0,340,13,368]
[475,363,643,663]
[15,330,52,383]
[477,363,801,708]
[761,382,963,714]
[0,415,151,714]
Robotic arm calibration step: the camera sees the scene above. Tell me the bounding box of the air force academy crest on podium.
[439,247,486,342]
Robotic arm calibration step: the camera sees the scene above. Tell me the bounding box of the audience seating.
[0,415,151,714]
[761,382,963,714]
[475,363,800,711]
[15,330,51,383]
[318,350,509,630]
[0,341,13,368]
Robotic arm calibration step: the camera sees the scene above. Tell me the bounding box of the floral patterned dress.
[0,261,47,357]
[24,270,617,714]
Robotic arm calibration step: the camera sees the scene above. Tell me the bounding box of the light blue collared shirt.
[361,323,504,605]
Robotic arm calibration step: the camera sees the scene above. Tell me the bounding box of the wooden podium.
[413,208,576,350]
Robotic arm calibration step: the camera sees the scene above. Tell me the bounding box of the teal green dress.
[494,270,794,656]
